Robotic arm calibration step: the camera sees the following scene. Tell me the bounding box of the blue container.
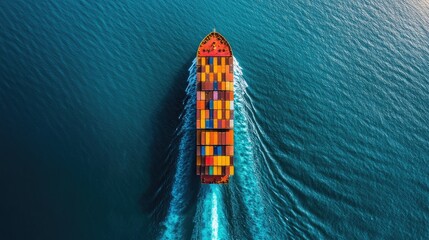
[209,110,213,119]
[215,146,221,155]
[209,100,214,109]
[201,146,205,156]
[213,81,218,90]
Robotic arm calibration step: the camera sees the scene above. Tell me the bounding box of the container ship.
[196,30,234,184]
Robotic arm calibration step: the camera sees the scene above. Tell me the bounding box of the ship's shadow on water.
[140,57,200,238]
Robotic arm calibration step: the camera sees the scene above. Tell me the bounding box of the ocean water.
[1,0,428,239]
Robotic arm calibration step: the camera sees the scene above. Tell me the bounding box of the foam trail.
[161,58,267,240]
[210,189,219,240]
[159,59,197,239]
[192,186,229,240]
[232,57,270,238]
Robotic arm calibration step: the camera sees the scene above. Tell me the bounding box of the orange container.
[226,131,232,145]
[201,132,206,145]
[226,146,233,156]
[225,110,230,119]
[213,132,218,144]
[227,73,233,82]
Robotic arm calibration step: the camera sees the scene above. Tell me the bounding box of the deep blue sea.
[1,0,429,239]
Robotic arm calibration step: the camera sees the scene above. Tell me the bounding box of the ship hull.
[196,32,234,184]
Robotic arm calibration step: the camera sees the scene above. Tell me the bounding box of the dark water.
[1,0,429,239]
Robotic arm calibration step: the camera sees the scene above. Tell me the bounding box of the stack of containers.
[196,55,234,177]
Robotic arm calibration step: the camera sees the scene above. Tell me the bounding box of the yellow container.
[222,65,226,73]
[202,57,206,65]
[213,57,218,66]
[201,73,206,82]
[225,110,230,119]
[201,110,205,120]
[213,120,218,128]
[226,156,230,166]
[201,120,205,129]
[221,57,225,66]
[218,110,222,119]
[205,131,210,144]
[225,101,230,109]
[230,166,234,175]
[218,72,222,81]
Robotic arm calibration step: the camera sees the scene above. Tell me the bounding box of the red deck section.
[201,175,229,184]
[197,32,232,57]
